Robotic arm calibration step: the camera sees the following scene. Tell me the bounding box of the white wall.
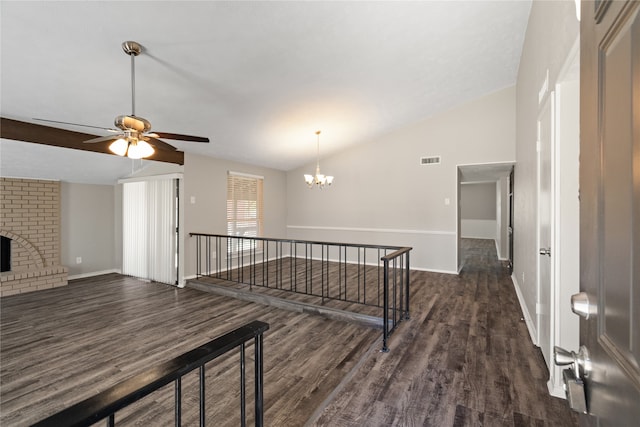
[514,0,579,396]
[495,176,509,260]
[183,153,287,278]
[460,182,497,239]
[61,182,118,278]
[286,86,516,273]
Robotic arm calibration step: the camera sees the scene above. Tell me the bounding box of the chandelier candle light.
[304,130,334,189]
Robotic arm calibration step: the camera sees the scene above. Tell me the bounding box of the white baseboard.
[68,269,121,281]
[511,273,538,346]
[411,266,458,275]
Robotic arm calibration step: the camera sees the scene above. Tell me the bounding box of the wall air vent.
[420,156,441,165]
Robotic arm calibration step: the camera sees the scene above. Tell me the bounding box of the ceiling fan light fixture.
[127,139,154,159]
[109,138,129,156]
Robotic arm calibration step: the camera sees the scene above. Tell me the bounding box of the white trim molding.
[287,225,456,236]
[118,173,183,184]
[68,269,121,281]
[228,170,265,180]
[511,273,538,346]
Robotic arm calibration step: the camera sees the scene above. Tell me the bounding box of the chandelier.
[304,130,334,189]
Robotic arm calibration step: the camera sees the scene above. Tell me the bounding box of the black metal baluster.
[240,237,244,284]
[195,235,200,278]
[175,377,182,427]
[266,241,269,288]
[107,414,115,427]
[309,244,313,295]
[321,244,325,303]
[205,236,210,277]
[343,246,347,301]
[382,258,390,352]
[289,242,293,292]
[240,343,246,427]
[338,246,342,300]
[377,248,381,307]
[228,237,232,281]
[363,249,367,305]
[255,334,264,427]
[405,251,411,319]
[393,257,398,329]
[293,243,297,292]
[358,248,361,304]
[200,365,205,427]
[217,236,221,278]
[278,241,282,289]
[262,240,266,287]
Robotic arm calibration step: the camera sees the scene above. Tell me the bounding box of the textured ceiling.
[1,0,531,177]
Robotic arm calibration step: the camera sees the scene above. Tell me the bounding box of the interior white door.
[570,0,640,424]
[538,94,553,368]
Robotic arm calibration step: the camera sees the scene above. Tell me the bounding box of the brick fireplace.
[0,178,68,297]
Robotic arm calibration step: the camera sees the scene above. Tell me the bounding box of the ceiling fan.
[35,41,209,159]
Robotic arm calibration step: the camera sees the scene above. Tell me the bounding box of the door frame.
[536,88,554,370]
[535,38,582,398]
[118,173,184,286]
[548,37,581,398]
[455,162,515,273]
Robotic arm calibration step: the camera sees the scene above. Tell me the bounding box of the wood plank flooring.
[0,274,379,426]
[0,239,578,426]
[311,239,578,426]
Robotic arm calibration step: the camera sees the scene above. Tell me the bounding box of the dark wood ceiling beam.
[0,117,184,165]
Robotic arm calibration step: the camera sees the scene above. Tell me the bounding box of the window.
[227,172,263,252]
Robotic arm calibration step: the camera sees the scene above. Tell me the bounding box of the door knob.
[554,346,577,366]
[571,292,597,319]
[554,345,592,378]
[539,247,551,256]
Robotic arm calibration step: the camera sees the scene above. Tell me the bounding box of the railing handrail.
[32,320,270,427]
[189,232,406,252]
[380,247,413,262]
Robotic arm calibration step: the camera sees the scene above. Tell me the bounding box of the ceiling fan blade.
[84,135,120,144]
[148,132,209,143]
[145,136,177,151]
[33,118,119,133]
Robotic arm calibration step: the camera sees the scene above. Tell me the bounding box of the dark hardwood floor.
[0,239,577,426]
[312,239,578,426]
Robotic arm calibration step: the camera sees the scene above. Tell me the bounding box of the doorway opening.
[457,162,515,273]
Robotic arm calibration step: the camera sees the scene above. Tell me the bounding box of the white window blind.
[122,178,177,284]
[227,173,263,251]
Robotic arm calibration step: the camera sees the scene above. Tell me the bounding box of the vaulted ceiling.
[1,1,531,178]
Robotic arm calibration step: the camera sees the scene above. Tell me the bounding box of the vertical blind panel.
[147,179,177,284]
[122,182,148,278]
[122,179,177,285]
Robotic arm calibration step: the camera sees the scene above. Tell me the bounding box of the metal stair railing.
[191,233,411,351]
[31,320,270,427]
